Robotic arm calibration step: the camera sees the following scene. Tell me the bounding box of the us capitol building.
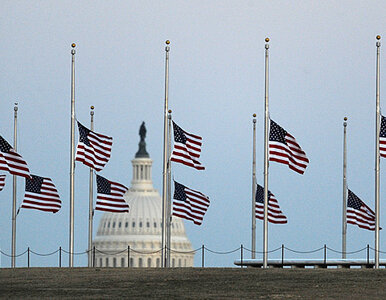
[93,122,194,267]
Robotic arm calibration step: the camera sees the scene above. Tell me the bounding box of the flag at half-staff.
[269,120,309,174]
[75,122,113,172]
[21,175,61,213]
[170,121,205,170]
[255,184,287,224]
[172,180,210,225]
[347,189,376,231]
[0,174,6,191]
[95,174,129,213]
[0,135,31,179]
[379,115,386,157]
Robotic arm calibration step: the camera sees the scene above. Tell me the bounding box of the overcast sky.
[0,1,385,267]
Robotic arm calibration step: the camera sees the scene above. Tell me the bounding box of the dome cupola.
[131,122,154,191]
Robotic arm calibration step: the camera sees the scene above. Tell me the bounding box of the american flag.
[347,189,375,231]
[96,175,129,213]
[0,135,31,179]
[172,181,210,226]
[21,175,61,213]
[75,122,113,172]
[0,175,6,191]
[379,115,386,157]
[170,121,205,170]
[269,120,309,175]
[255,184,287,224]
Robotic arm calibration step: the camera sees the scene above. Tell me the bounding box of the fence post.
[240,244,243,268]
[281,244,284,267]
[201,245,204,268]
[59,247,61,268]
[27,247,30,268]
[128,245,130,268]
[324,244,327,266]
[93,246,96,268]
[367,244,369,265]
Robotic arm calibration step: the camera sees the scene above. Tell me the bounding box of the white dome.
[93,125,194,268]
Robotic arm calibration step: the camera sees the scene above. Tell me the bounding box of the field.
[0,267,385,299]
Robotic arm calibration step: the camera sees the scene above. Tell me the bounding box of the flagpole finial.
[344,117,347,121]
[376,35,381,47]
[168,109,172,113]
[265,37,270,43]
[90,106,94,116]
[343,117,347,127]
[14,103,18,111]
[253,113,256,123]
[71,43,76,55]
[165,40,170,52]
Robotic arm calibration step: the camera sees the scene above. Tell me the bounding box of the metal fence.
[0,244,385,268]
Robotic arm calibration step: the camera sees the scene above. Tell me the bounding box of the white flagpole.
[263,37,270,269]
[69,43,76,267]
[88,106,94,267]
[375,35,381,269]
[166,109,172,267]
[251,113,257,259]
[161,40,170,268]
[342,117,347,259]
[11,103,18,268]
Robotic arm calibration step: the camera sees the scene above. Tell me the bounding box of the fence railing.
[0,244,385,268]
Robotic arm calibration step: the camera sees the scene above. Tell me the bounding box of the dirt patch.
[0,268,385,299]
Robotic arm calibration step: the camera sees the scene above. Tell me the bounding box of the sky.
[0,0,385,267]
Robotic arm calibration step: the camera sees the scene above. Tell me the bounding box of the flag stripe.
[170,122,205,170]
[22,199,61,208]
[0,174,5,191]
[76,146,110,163]
[172,181,210,226]
[269,143,309,164]
[75,122,113,172]
[95,175,129,213]
[347,189,376,231]
[173,204,205,219]
[95,207,128,213]
[255,184,288,224]
[268,120,309,175]
[380,115,386,157]
[0,138,31,179]
[21,176,61,213]
[173,144,200,159]
[170,156,205,170]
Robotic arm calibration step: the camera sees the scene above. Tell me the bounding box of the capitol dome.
[93,122,194,267]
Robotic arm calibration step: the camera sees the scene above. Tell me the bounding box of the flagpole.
[166,109,172,268]
[251,113,257,259]
[11,103,18,268]
[69,43,76,267]
[263,37,270,269]
[88,106,94,267]
[375,35,381,269]
[342,117,347,259]
[161,40,170,268]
